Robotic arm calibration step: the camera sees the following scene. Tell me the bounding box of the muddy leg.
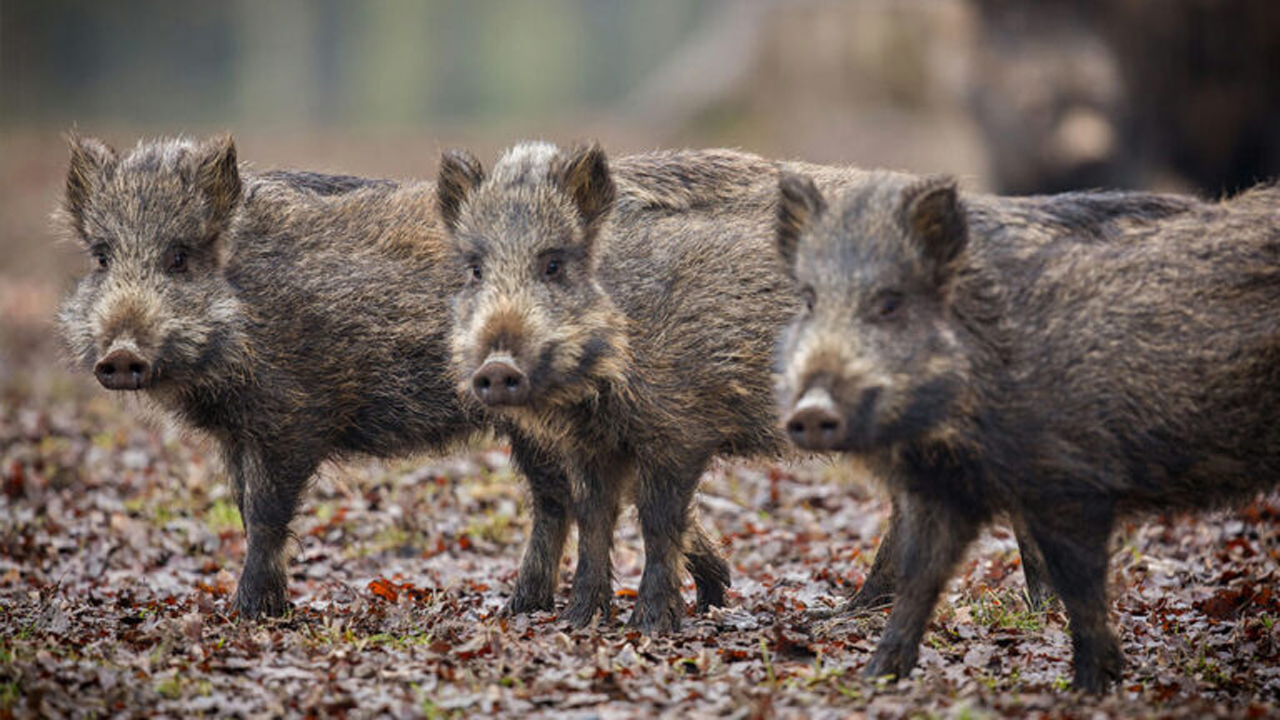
[864,494,980,680]
[561,459,624,628]
[1026,503,1121,693]
[228,446,312,619]
[684,517,730,612]
[1010,513,1054,610]
[505,435,573,615]
[629,454,706,633]
[844,500,904,612]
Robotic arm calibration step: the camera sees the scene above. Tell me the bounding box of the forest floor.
[3,310,1280,719]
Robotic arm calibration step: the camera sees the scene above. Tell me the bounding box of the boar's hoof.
[502,590,555,617]
[627,594,685,634]
[843,590,895,615]
[694,581,727,613]
[561,596,612,629]
[1072,643,1124,695]
[232,582,291,620]
[862,643,917,683]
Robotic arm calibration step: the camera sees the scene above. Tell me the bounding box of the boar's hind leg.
[629,454,708,634]
[1010,513,1055,610]
[227,446,315,620]
[845,501,905,613]
[851,504,1055,616]
[864,493,980,681]
[684,518,730,612]
[1023,502,1121,694]
[505,435,573,615]
[562,460,624,629]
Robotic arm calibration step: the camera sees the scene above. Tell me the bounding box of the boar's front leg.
[562,459,624,629]
[864,492,980,681]
[226,445,314,619]
[505,434,573,615]
[629,452,709,633]
[844,501,905,612]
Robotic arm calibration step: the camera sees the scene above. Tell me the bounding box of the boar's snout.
[784,387,845,451]
[94,347,153,391]
[471,356,530,406]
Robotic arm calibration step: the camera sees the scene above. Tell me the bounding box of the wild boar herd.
[57,134,1279,694]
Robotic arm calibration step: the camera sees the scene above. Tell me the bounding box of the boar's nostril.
[784,387,845,451]
[471,357,530,407]
[785,406,846,451]
[94,348,153,391]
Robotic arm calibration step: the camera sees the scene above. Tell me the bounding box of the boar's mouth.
[844,377,961,452]
[462,329,624,412]
[787,376,961,454]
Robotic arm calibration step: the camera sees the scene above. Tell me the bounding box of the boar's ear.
[899,175,967,281]
[437,149,486,232]
[195,134,243,228]
[64,133,118,232]
[776,171,826,272]
[552,142,615,238]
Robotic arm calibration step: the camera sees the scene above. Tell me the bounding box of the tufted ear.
[550,142,615,238]
[776,171,826,273]
[64,133,118,233]
[899,175,967,282]
[194,134,242,229]
[437,149,486,232]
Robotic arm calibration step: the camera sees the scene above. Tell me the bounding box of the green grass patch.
[465,512,515,545]
[0,681,20,709]
[205,498,242,533]
[971,588,1046,632]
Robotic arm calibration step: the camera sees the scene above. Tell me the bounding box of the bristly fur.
[56,134,570,620]
[776,169,1278,693]
[438,142,866,632]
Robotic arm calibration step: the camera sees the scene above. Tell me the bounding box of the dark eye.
[92,248,109,271]
[800,286,816,313]
[166,248,188,274]
[876,291,903,319]
[542,256,562,279]
[468,264,482,282]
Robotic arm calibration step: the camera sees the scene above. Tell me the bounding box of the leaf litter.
[3,353,1279,718]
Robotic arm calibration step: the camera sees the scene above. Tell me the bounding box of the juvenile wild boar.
[435,142,803,632]
[57,135,563,618]
[774,170,1276,692]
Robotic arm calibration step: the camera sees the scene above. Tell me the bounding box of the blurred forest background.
[3,0,1279,317]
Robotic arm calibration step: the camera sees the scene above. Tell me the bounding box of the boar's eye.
[165,247,189,274]
[91,245,110,271]
[467,263,483,283]
[540,252,565,281]
[800,286,816,314]
[873,290,904,320]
